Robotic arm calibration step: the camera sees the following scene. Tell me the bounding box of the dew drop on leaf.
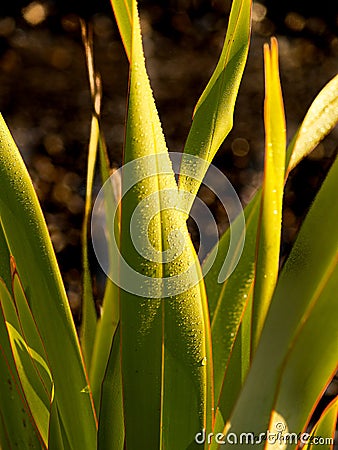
[201,357,207,366]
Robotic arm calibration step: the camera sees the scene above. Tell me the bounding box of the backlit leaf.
[251,37,286,352]
[0,114,97,448]
[179,0,252,210]
[286,74,338,175]
[0,278,52,447]
[303,397,338,450]
[223,154,338,447]
[108,2,212,448]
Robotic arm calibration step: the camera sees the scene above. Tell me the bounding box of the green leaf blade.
[0,114,97,448]
[110,0,132,61]
[251,37,286,352]
[89,170,120,413]
[179,0,252,205]
[108,2,212,448]
[203,191,259,409]
[0,279,51,447]
[286,74,338,175]
[98,325,124,450]
[0,281,44,449]
[223,154,338,447]
[80,111,100,371]
[303,397,338,450]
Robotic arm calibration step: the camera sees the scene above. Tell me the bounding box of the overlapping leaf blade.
[0,0,335,447]
[204,193,258,409]
[107,3,167,446]
[80,23,122,416]
[89,165,120,414]
[0,223,42,449]
[107,1,212,448]
[222,153,338,448]
[0,298,43,448]
[98,325,124,450]
[203,47,338,436]
[0,275,52,448]
[0,114,97,448]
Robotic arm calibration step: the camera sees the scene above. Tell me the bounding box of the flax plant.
[0,0,337,449]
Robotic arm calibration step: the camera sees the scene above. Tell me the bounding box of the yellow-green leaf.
[251,37,286,352]
[286,74,338,176]
[303,397,338,450]
[110,0,132,61]
[179,0,252,210]
[0,285,43,448]
[80,23,100,369]
[223,153,338,448]
[107,2,212,449]
[0,278,52,447]
[0,114,97,448]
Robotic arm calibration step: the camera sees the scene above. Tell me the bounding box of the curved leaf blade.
[0,114,97,448]
[179,0,252,206]
[0,226,43,448]
[0,288,43,448]
[223,154,338,447]
[0,279,51,447]
[286,74,338,175]
[303,397,338,450]
[203,39,338,445]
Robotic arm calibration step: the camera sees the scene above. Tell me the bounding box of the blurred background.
[0,0,337,423]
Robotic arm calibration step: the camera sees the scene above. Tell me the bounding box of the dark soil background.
[0,0,337,414]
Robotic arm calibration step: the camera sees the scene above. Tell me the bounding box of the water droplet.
[201,356,207,366]
[81,385,90,394]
